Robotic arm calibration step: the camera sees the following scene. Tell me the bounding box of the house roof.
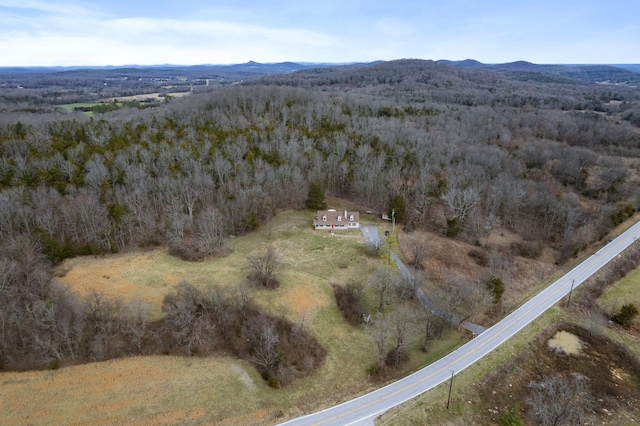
[314,209,360,226]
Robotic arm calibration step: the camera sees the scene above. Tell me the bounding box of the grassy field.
[3,207,466,425]
[101,92,192,102]
[59,92,192,116]
[599,266,640,325]
[60,102,100,116]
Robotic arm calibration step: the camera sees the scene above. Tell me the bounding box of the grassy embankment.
[600,266,640,325]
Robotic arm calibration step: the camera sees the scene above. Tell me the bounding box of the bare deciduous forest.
[1,59,640,395]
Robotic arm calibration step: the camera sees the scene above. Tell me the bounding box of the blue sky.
[1,0,638,66]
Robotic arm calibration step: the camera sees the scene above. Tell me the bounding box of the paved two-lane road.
[281,220,640,426]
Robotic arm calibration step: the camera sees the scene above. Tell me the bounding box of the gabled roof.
[314,209,360,226]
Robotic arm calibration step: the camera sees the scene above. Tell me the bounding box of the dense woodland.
[1,59,640,381]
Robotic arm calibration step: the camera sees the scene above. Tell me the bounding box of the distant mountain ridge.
[1,59,638,85]
[0,61,359,77]
[436,59,640,84]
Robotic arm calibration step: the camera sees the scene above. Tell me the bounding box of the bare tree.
[366,237,386,256]
[160,282,215,355]
[419,309,445,352]
[196,206,226,251]
[386,305,416,367]
[246,317,281,374]
[441,185,480,236]
[438,273,493,327]
[526,373,593,426]
[124,301,148,351]
[367,312,391,371]
[247,245,282,289]
[408,238,429,270]
[82,290,131,360]
[367,267,397,313]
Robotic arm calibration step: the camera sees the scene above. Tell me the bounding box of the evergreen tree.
[612,303,638,326]
[306,182,327,210]
[388,195,406,222]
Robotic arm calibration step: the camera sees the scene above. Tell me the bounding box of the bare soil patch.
[547,330,583,355]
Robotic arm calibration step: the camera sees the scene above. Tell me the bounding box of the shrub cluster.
[332,282,367,325]
[510,240,544,259]
[0,238,149,369]
[168,237,228,262]
[384,347,410,368]
[160,282,326,387]
[468,248,489,266]
[486,276,505,304]
[612,303,638,327]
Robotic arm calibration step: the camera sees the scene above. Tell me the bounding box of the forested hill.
[1,57,640,368]
[254,58,640,86]
[2,59,638,107]
[438,59,640,84]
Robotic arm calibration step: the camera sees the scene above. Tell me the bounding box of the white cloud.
[0,2,341,66]
[1,0,639,65]
[0,16,342,66]
[0,0,98,18]
[104,17,335,45]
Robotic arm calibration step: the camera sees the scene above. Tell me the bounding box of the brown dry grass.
[33,211,637,426]
[1,356,273,425]
[397,228,558,319]
[56,248,245,319]
[8,209,465,426]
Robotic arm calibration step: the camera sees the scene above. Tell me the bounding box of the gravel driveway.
[360,226,486,335]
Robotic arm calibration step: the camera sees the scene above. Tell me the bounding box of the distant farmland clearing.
[102,91,191,102]
[60,92,191,115]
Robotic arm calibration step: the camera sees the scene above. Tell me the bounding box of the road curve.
[280,220,640,426]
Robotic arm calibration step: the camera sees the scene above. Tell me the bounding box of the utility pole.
[392,209,395,234]
[446,370,454,409]
[566,279,575,306]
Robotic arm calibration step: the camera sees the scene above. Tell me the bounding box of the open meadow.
[2,207,465,425]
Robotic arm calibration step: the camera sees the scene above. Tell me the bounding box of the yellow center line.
[312,277,573,425]
[304,225,640,425]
